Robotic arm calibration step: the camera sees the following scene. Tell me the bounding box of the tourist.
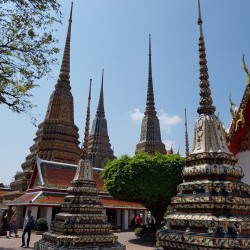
[135,214,142,228]
[146,211,156,228]
[1,205,14,238]
[130,216,135,228]
[21,210,35,248]
[9,211,18,237]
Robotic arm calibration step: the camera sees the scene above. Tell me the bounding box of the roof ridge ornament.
[242,54,250,85]
[229,93,238,119]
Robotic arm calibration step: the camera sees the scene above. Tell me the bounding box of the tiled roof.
[100,198,145,209]
[10,192,39,204]
[14,158,146,210]
[11,191,145,210]
[0,190,11,196]
[38,160,104,191]
[35,194,65,205]
[44,165,75,188]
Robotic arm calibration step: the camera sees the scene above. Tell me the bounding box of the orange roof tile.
[42,164,105,191]
[10,192,39,204]
[35,194,65,205]
[100,198,145,209]
[44,167,75,187]
[0,190,11,196]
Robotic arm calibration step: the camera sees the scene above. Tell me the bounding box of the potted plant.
[35,218,48,235]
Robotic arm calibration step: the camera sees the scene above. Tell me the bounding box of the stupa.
[88,70,116,168]
[158,1,250,249]
[10,1,81,192]
[34,77,124,249]
[135,35,166,154]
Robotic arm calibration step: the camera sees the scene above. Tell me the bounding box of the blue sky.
[1,0,250,185]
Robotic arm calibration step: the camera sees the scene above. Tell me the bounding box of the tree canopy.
[0,0,62,113]
[102,153,184,227]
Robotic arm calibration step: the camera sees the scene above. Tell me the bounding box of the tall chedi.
[10,3,81,192]
[135,35,166,154]
[88,70,115,168]
[158,1,250,249]
[35,80,124,250]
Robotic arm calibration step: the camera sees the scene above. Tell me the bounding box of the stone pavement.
[0,231,156,250]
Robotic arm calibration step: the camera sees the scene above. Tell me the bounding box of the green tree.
[0,0,62,113]
[102,153,184,228]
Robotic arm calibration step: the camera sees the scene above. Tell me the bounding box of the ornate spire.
[58,2,73,86]
[197,0,215,115]
[158,2,250,249]
[135,35,166,154]
[10,3,81,192]
[88,70,115,168]
[145,34,156,115]
[81,79,92,159]
[96,69,105,117]
[184,108,189,157]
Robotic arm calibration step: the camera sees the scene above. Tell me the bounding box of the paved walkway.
[0,231,156,250]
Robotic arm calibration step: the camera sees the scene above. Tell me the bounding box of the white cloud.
[159,110,182,133]
[130,108,144,123]
[159,110,182,126]
[163,139,173,150]
[129,108,182,133]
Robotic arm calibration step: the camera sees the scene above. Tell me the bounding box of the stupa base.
[34,240,125,250]
[157,229,250,250]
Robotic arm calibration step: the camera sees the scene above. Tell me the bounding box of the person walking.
[135,214,142,228]
[21,210,35,248]
[146,211,156,228]
[9,211,18,237]
[1,205,14,238]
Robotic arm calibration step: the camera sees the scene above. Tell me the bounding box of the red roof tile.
[35,194,65,205]
[10,192,39,204]
[100,198,145,209]
[93,172,105,191]
[44,167,75,187]
[42,164,105,191]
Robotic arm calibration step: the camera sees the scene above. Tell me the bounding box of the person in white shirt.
[146,211,156,227]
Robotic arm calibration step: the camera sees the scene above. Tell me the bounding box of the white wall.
[45,207,52,230]
[26,206,38,220]
[122,210,128,230]
[236,151,250,185]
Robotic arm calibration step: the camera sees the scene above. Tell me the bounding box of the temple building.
[9,4,146,231]
[158,0,250,249]
[10,156,145,231]
[10,2,81,193]
[88,69,116,168]
[135,35,166,154]
[227,56,250,185]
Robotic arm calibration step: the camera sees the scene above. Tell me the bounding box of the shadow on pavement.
[0,249,16,250]
[128,237,156,247]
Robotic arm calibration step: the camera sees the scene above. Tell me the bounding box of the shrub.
[36,218,48,231]
[134,227,144,237]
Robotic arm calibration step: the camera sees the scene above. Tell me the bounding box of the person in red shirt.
[135,214,142,228]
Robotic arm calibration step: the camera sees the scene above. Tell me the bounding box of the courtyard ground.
[0,231,156,250]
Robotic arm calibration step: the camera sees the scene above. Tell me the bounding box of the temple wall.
[236,151,250,185]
